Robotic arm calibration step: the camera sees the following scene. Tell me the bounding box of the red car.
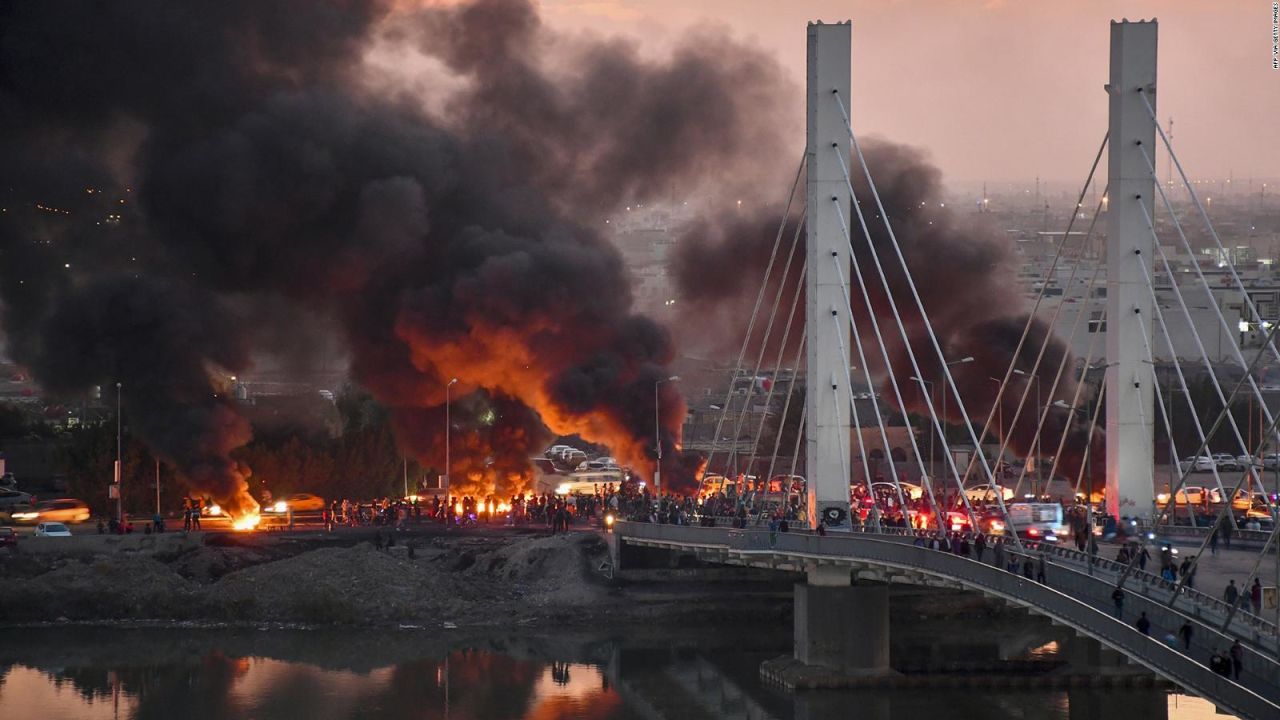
[0,527,16,548]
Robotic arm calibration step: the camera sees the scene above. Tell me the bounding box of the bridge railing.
[615,522,1280,720]
[1015,538,1280,647]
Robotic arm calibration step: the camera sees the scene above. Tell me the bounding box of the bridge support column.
[794,567,891,675]
[1105,19,1158,522]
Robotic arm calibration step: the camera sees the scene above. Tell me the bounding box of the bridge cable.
[739,249,807,504]
[1138,242,1280,602]
[1132,304,1199,527]
[828,254,898,530]
[722,205,806,492]
[824,252,916,520]
[833,98,996,539]
[1039,298,1106,508]
[831,197,947,530]
[1142,89,1280,378]
[965,133,1110,492]
[1134,257,1233,526]
[1143,204,1280,520]
[698,154,805,499]
[760,333,807,522]
[977,170,1108,502]
[1070,380,1107,574]
[1137,142,1280,477]
[830,251,911,520]
[1009,196,1110,500]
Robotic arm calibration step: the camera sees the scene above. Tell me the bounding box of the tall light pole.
[988,377,1004,478]
[912,358,974,486]
[941,357,975,446]
[1014,369,1042,496]
[654,375,680,501]
[115,382,123,524]
[445,378,458,504]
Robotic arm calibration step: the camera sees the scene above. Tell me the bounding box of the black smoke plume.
[0,0,792,509]
[672,140,1102,488]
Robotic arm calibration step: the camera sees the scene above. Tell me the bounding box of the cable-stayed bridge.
[621,18,1280,720]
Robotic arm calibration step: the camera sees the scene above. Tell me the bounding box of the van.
[1007,502,1066,540]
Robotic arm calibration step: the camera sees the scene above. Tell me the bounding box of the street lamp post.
[654,376,681,502]
[910,357,974,495]
[445,378,458,510]
[115,382,123,524]
[1014,369,1042,497]
[988,377,1004,478]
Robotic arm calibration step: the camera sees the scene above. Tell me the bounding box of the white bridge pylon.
[804,21,853,528]
[1105,20,1158,521]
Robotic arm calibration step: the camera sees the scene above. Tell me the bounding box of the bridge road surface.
[614,522,1280,720]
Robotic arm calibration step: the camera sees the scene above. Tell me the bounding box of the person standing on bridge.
[1111,587,1125,619]
[993,539,1005,571]
[1036,554,1047,583]
[1250,578,1263,616]
[1219,516,1234,550]
[974,532,987,562]
[1224,579,1240,608]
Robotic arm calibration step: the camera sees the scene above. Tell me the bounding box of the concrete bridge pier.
[793,565,892,677]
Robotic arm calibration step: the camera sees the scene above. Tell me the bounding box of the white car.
[1178,456,1215,473]
[34,522,72,537]
[1211,454,1241,471]
[964,484,1014,503]
[1237,455,1264,469]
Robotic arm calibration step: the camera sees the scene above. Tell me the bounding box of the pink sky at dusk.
[537,0,1278,186]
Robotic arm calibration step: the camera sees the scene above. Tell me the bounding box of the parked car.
[1178,456,1215,473]
[283,493,325,512]
[1212,454,1241,471]
[0,526,16,547]
[1236,454,1264,469]
[11,498,90,524]
[34,522,72,537]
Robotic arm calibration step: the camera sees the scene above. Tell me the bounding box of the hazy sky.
[537,0,1277,187]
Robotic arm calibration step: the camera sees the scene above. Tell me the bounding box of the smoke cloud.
[672,139,1102,488]
[0,0,792,509]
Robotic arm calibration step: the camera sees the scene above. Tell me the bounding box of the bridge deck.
[615,522,1280,720]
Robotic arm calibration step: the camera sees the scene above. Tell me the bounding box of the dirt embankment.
[0,529,792,627]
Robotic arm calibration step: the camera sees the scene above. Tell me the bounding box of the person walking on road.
[1136,612,1151,635]
[1229,640,1243,681]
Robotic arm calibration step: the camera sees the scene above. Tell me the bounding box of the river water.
[0,627,1230,720]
